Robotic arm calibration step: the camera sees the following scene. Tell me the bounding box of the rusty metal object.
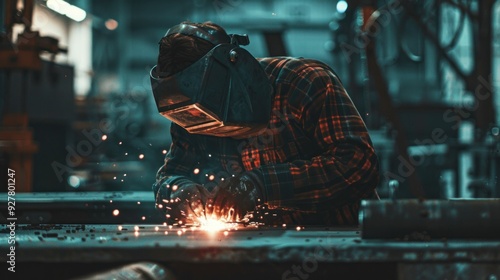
[360,199,500,239]
[72,262,174,280]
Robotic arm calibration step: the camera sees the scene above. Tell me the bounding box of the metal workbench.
[1,192,499,280]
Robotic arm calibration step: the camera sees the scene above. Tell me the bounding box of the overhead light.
[46,0,87,22]
[336,0,348,14]
[105,19,119,30]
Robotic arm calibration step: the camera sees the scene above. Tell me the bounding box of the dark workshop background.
[0,0,499,200]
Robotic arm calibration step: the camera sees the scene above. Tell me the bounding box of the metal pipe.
[360,199,500,239]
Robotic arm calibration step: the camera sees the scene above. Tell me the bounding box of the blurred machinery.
[353,0,499,200]
[0,0,68,192]
[0,0,67,70]
[0,0,165,192]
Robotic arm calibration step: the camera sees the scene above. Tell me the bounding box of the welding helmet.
[150,23,273,138]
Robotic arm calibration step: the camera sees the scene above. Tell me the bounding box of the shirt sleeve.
[254,65,380,211]
[152,123,200,199]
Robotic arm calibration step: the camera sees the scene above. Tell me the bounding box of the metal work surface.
[0,192,163,224]
[1,224,500,279]
[2,224,500,263]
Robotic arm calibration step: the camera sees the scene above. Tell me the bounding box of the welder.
[150,21,380,226]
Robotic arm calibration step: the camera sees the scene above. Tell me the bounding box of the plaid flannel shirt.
[153,57,380,225]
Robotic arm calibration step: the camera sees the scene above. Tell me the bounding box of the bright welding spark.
[164,231,168,235]
[199,218,228,232]
[223,231,229,236]
[162,150,167,154]
[296,226,301,231]
[208,175,215,181]
[177,230,182,236]
[139,154,145,159]
[118,225,123,231]
[134,231,139,237]
[119,141,123,145]
[171,185,178,191]
[125,152,128,156]
[101,135,107,141]
[197,217,238,233]
[137,201,141,205]
[155,226,159,231]
[134,226,139,231]
[193,168,200,175]
[141,216,146,220]
[112,209,120,216]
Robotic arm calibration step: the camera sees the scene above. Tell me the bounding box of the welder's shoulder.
[257,57,339,84]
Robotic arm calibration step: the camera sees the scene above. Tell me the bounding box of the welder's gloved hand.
[155,179,212,225]
[209,172,264,222]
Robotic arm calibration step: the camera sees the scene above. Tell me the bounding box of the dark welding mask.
[150,23,273,138]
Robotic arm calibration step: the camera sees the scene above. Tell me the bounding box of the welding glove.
[155,177,213,225]
[208,172,264,222]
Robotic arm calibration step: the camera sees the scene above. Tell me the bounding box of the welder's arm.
[254,67,380,211]
[152,124,209,223]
